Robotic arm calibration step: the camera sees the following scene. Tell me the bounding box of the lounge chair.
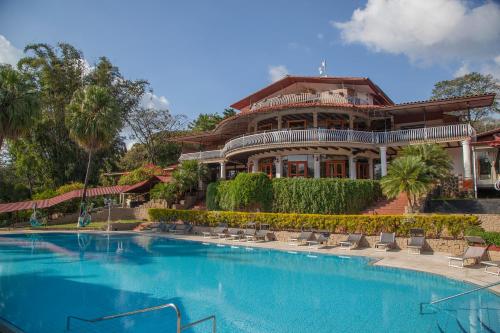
[170,223,192,235]
[481,261,500,276]
[448,246,486,268]
[306,232,329,249]
[247,230,272,242]
[201,224,228,238]
[288,231,316,246]
[407,228,425,254]
[375,232,396,251]
[242,228,257,241]
[227,228,243,240]
[339,233,363,250]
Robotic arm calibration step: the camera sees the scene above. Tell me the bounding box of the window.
[258,123,272,131]
[478,152,492,180]
[259,158,274,178]
[326,119,345,130]
[287,120,306,130]
[325,160,346,178]
[356,161,370,179]
[287,161,308,178]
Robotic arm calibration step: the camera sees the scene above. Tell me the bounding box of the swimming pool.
[0,233,498,332]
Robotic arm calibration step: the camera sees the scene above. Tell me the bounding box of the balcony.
[179,124,475,161]
[249,92,371,112]
[178,150,223,161]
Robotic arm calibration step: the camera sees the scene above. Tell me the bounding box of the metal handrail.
[419,280,500,314]
[66,302,216,333]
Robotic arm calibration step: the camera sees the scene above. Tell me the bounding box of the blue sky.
[0,0,499,121]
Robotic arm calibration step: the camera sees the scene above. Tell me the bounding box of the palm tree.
[400,144,452,182]
[66,85,122,224]
[0,64,39,149]
[380,156,431,212]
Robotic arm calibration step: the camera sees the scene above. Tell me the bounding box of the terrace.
[179,123,475,161]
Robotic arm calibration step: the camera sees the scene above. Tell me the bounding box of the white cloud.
[268,65,289,83]
[0,35,23,66]
[140,92,170,109]
[454,63,470,78]
[333,0,500,77]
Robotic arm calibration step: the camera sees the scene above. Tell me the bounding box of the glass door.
[356,162,370,179]
[288,161,308,178]
[326,160,346,178]
[260,163,273,178]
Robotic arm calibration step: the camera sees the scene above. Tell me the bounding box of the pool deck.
[1,230,499,294]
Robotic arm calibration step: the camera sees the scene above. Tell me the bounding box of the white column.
[368,158,374,179]
[349,155,356,179]
[314,154,321,178]
[462,139,472,179]
[313,112,318,128]
[220,161,226,179]
[277,114,282,130]
[380,147,387,177]
[275,156,283,178]
[251,159,259,173]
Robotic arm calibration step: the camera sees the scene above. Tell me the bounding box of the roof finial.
[318,59,327,77]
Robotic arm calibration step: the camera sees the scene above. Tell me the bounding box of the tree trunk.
[78,149,93,223]
[0,135,3,151]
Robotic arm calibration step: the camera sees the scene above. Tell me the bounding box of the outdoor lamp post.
[104,197,112,232]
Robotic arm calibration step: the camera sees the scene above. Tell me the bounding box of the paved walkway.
[1,230,498,294]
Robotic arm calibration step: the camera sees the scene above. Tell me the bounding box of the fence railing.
[249,92,370,111]
[179,124,474,161]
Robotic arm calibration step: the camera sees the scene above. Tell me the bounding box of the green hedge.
[466,226,500,246]
[206,175,381,214]
[149,208,479,238]
[272,178,381,214]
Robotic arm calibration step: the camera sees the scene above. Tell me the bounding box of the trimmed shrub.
[206,176,381,214]
[148,208,479,239]
[272,178,380,214]
[466,226,500,246]
[206,181,220,211]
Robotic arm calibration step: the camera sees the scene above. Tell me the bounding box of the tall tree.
[0,64,39,149]
[66,85,122,212]
[12,43,144,189]
[188,108,236,132]
[431,72,500,123]
[126,107,185,165]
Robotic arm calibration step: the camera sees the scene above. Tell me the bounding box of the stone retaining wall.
[194,227,499,260]
[477,214,500,232]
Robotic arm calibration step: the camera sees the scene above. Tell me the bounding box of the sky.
[1,0,499,123]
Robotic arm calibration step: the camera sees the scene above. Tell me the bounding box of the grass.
[0,220,143,231]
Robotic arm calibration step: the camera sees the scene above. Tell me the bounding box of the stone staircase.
[362,193,408,215]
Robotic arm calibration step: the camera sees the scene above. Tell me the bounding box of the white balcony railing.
[178,150,223,161]
[179,124,475,161]
[223,124,474,154]
[249,92,370,111]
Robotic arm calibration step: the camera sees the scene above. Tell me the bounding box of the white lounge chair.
[448,246,486,268]
[201,224,228,238]
[375,232,396,251]
[339,233,363,250]
[407,228,425,254]
[481,261,500,275]
[227,228,243,241]
[306,232,329,249]
[288,231,316,246]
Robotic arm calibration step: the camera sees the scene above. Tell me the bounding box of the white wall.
[447,147,464,176]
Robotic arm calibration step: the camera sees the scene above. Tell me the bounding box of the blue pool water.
[0,233,498,333]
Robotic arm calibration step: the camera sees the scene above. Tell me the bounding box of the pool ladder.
[419,280,500,314]
[66,302,216,332]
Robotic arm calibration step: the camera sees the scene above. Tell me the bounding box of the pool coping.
[1,229,499,295]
